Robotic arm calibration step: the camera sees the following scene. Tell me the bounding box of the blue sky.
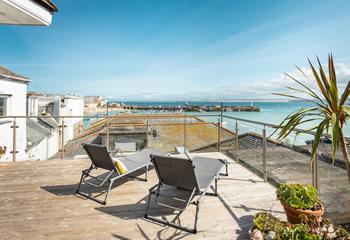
[1,0,350,100]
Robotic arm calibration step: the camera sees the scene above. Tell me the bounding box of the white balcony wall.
[0,78,28,162]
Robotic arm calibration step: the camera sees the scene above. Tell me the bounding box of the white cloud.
[112,62,350,101]
[217,62,350,100]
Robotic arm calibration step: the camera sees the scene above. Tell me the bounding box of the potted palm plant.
[276,183,324,224]
[275,55,350,183]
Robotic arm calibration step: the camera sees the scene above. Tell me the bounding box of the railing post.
[235,120,239,163]
[60,118,65,159]
[220,103,223,125]
[184,116,187,149]
[217,117,221,152]
[262,126,267,182]
[146,119,149,147]
[312,151,320,193]
[106,118,110,151]
[10,117,18,162]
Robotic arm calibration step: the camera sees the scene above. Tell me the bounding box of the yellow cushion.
[115,159,128,174]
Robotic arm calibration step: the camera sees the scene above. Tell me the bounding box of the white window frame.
[0,96,8,117]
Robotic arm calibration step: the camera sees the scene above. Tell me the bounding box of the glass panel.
[61,115,104,160]
[264,127,313,185]
[186,121,218,152]
[0,117,13,162]
[147,116,187,153]
[234,122,265,175]
[318,142,350,225]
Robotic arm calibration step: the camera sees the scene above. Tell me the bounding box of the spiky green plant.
[275,55,350,183]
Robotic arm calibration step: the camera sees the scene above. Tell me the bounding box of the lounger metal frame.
[76,144,149,205]
[144,155,228,234]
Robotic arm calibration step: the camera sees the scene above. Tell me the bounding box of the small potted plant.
[277,183,324,224]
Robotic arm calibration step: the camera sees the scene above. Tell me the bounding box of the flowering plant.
[0,146,7,158]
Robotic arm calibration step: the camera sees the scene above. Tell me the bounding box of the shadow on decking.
[221,177,263,183]
[95,187,194,220]
[40,169,147,197]
[230,204,285,214]
[95,178,262,239]
[112,223,192,240]
[215,192,252,238]
[97,194,196,239]
[216,186,284,239]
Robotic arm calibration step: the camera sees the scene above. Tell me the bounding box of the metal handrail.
[0,114,220,119]
[0,112,325,191]
[222,114,350,140]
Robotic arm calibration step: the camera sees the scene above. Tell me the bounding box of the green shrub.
[251,213,350,240]
[282,224,320,240]
[276,183,319,210]
[254,212,286,232]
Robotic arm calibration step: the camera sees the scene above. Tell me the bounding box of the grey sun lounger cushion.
[150,155,226,191]
[115,149,167,174]
[144,154,228,233]
[76,143,167,205]
[121,148,166,166]
[192,156,227,178]
[117,158,144,172]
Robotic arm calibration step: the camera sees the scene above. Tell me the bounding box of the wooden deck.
[0,153,284,239]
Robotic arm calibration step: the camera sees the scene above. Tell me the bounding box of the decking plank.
[0,153,283,239]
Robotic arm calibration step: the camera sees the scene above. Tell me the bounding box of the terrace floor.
[0,152,284,240]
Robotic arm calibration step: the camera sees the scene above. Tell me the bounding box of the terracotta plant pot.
[280,201,324,224]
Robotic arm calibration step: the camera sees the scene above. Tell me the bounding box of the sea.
[107,101,350,141]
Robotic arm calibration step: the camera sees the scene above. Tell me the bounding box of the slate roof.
[192,131,349,170]
[26,119,52,150]
[0,66,29,83]
[38,117,59,129]
[192,132,278,153]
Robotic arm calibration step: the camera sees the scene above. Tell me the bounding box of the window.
[0,97,7,117]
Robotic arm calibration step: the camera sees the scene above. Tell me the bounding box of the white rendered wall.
[0,78,27,162]
[27,96,38,116]
[27,129,59,160]
[59,96,84,144]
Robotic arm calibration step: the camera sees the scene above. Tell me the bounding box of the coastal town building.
[0,0,57,161]
[0,66,30,161]
[25,94,84,160]
[84,96,107,107]
[0,66,84,162]
[26,91,43,116]
[84,96,107,113]
[55,95,84,143]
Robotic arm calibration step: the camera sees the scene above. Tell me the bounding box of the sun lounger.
[76,143,166,205]
[144,154,228,233]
